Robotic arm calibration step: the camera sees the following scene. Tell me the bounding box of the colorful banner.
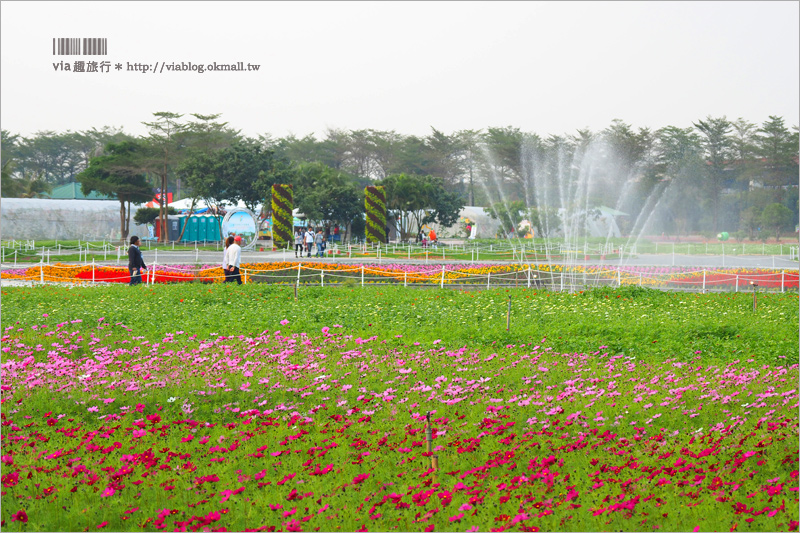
[271,184,293,247]
[365,186,387,244]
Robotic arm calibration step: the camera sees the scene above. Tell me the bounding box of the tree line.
[2,113,797,242]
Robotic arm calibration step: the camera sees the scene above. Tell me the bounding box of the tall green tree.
[379,173,464,240]
[177,139,293,237]
[77,141,154,243]
[453,129,485,206]
[651,126,705,235]
[760,203,794,241]
[293,162,363,241]
[174,113,240,240]
[483,126,524,202]
[755,116,798,188]
[142,112,188,242]
[694,116,734,232]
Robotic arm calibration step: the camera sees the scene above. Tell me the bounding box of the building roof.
[44,182,114,200]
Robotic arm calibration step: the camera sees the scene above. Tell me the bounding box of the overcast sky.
[1,1,798,140]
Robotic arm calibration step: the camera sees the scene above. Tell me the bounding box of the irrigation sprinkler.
[425,412,432,455]
[506,295,512,331]
[751,282,758,312]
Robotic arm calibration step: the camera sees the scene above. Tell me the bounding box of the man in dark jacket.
[127,236,147,285]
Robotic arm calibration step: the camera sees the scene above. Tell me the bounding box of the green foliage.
[2,285,796,364]
[487,201,562,238]
[77,141,155,241]
[760,203,795,240]
[133,206,178,225]
[293,162,363,234]
[178,140,291,211]
[379,173,464,239]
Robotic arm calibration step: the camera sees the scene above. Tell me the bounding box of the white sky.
[1,1,798,140]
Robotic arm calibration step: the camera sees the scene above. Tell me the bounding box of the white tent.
[169,198,264,212]
[423,206,502,240]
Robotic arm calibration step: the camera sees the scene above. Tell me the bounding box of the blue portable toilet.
[206,216,221,241]
[183,216,199,242]
[198,216,208,242]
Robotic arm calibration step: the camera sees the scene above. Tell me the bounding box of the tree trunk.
[468,166,474,206]
[160,172,167,243]
[119,201,127,244]
[124,200,131,243]
[176,198,197,242]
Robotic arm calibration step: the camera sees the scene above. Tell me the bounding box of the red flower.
[11,510,28,523]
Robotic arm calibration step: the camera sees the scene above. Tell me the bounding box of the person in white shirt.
[304,227,314,258]
[294,229,304,258]
[223,235,243,284]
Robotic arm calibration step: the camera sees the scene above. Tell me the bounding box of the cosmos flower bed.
[1,284,798,531]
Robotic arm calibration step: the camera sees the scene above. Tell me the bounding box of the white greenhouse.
[1,198,150,241]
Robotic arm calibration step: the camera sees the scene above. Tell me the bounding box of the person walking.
[222,236,234,282]
[294,229,304,258]
[223,235,243,284]
[127,236,147,285]
[304,226,314,258]
[315,229,325,258]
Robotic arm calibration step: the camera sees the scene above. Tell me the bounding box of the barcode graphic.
[52,38,107,55]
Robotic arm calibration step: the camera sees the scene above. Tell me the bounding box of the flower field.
[2,262,798,292]
[1,285,798,531]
